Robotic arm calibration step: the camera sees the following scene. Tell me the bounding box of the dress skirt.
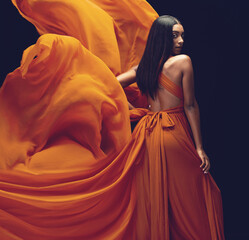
[130,106,225,240]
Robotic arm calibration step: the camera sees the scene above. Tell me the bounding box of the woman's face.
[172,24,184,55]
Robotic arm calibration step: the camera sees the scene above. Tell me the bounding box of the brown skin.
[117,23,210,174]
[116,66,137,109]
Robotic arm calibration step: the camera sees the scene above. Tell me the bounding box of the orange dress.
[129,73,225,239]
[0,0,225,239]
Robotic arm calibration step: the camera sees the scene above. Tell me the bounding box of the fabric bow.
[145,111,175,132]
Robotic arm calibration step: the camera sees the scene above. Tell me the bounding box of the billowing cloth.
[0,33,138,239]
[11,0,158,108]
[0,0,225,239]
[0,34,131,171]
[11,0,157,74]
[0,0,158,239]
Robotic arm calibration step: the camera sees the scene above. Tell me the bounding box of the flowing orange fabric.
[0,33,138,239]
[0,0,225,239]
[0,0,158,238]
[11,0,158,107]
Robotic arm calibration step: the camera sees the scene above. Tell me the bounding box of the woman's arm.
[181,56,210,174]
[116,66,137,109]
[116,66,137,88]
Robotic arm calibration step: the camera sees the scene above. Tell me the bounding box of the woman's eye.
[173,34,177,38]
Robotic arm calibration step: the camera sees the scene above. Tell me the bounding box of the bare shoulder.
[163,54,192,71]
[173,54,192,66]
[175,55,193,75]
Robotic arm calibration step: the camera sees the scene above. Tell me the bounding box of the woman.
[0,0,224,238]
[118,15,225,239]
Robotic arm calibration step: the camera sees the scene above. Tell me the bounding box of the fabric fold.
[0,33,130,171]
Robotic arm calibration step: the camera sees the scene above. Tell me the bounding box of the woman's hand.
[196,148,210,174]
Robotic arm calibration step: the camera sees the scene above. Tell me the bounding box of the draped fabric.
[131,106,225,240]
[0,33,138,240]
[11,0,157,108]
[0,1,225,239]
[129,75,225,240]
[0,0,158,239]
[159,73,183,100]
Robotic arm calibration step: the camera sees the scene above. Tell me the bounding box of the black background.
[1,1,248,239]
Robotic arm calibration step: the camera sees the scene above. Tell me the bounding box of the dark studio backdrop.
[1,0,248,239]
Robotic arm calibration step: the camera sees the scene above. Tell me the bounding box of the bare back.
[148,55,185,112]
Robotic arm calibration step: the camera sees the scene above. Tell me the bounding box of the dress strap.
[159,73,183,100]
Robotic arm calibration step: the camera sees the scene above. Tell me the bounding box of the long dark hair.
[136,15,181,99]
